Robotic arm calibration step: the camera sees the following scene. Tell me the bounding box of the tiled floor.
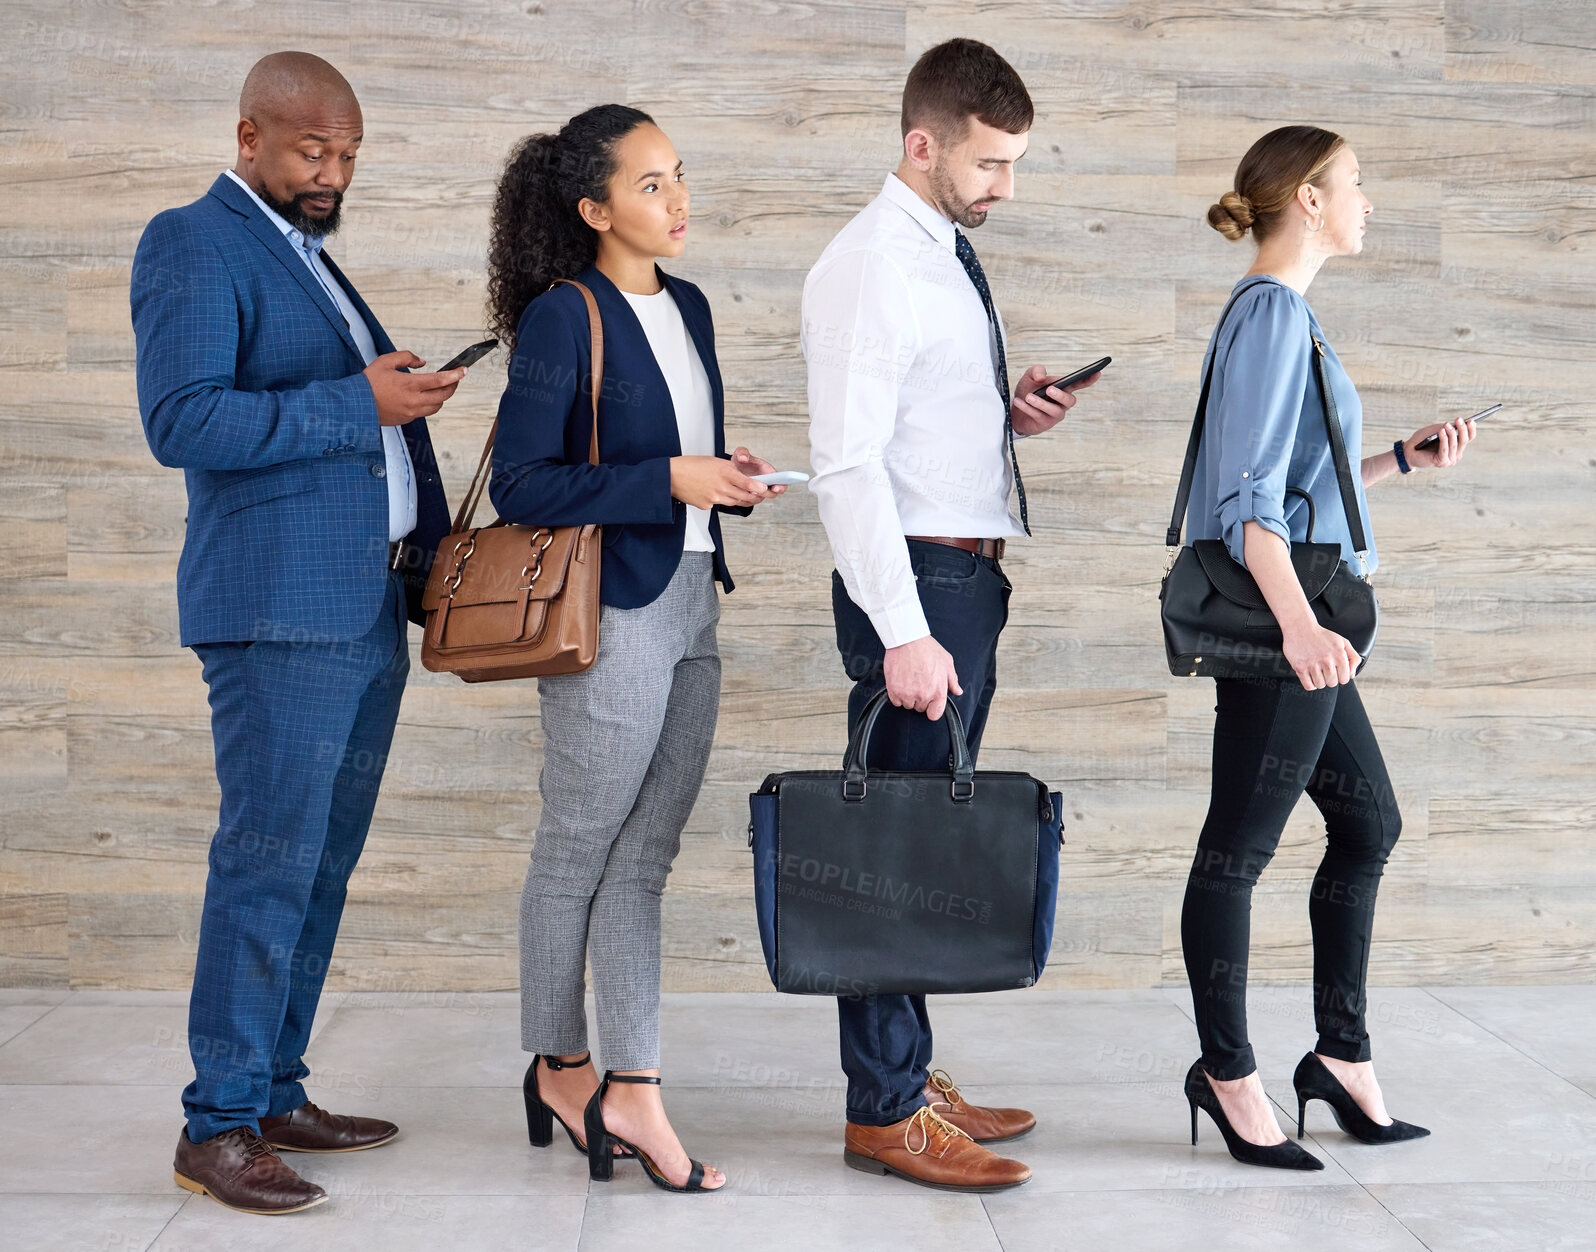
[1,986,1593,1250]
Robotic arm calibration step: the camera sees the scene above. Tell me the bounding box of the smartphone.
[1413,403,1500,450]
[441,338,499,371]
[1037,356,1112,398]
[751,470,810,486]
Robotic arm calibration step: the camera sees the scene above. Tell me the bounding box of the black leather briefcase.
[748,690,1064,996]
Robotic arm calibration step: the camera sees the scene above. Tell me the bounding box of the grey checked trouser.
[519,553,720,1070]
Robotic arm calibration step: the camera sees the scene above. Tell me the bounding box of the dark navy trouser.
[184,569,408,1142]
[830,539,1011,1126]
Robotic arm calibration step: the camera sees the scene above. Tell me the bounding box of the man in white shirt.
[803,38,1097,1192]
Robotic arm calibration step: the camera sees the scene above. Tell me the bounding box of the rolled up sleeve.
[1212,285,1311,567]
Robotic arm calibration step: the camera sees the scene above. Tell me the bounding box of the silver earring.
[1308,212,1324,233]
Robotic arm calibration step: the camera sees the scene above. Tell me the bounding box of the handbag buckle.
[841,779,866,802]
[950,779,974,802]
[443,533,477,599]
[1164,545,1179,576]
[519,529,556,591]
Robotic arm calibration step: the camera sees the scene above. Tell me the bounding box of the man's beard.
[928,161,989,230]
[261,187,344,238]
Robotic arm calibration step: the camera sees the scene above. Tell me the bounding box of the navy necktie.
[954,230,1029,536]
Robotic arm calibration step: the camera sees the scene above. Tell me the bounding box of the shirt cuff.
[867,597,931,651]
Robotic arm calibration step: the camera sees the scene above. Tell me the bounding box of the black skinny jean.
[1181,676,1402,1081]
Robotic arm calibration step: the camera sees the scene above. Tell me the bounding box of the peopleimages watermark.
[775,853,994,925]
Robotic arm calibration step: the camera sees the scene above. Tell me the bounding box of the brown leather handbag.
[420,280,604,683]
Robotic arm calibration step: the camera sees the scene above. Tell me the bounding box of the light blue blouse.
[1184,275,1377,576]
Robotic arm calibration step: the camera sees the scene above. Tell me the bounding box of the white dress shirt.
[224,169,417,542]
[622,286,716,552]
[803,173,1022,649]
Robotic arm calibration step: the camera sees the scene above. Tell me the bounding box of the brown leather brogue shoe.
[924,1068,1036,1143]
[173,1125,328,1214]
[259,1101,398,1153]
[844,1106,1031,1192]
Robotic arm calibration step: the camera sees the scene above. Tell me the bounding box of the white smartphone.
[751,471,810,486]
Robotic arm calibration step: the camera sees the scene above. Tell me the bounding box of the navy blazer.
[131,174,450,644]
[490,265,745,609]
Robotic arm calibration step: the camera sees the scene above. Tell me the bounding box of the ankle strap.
[541,1053,592,1071]
[604,1073,661,1085]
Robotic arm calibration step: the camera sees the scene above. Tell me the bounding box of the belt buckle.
[388,541,404,571]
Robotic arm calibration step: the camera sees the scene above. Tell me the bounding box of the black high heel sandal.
[1293,1052,1430,1144]
[583,1072,719,1193]
[524,1053,634,1157]
[1184,1061,1324,1171]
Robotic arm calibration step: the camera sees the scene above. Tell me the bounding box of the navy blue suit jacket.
[131,173,450,644]
[490,265,745,609]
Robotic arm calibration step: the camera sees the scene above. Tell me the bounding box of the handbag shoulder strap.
[1165,277,1367,562]
[1309,337,1369,559]
[451,278,605,534]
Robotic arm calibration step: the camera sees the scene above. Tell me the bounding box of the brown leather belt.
[906,535,1006,561]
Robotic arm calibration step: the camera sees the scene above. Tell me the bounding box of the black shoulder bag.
[1159,284,1379,679]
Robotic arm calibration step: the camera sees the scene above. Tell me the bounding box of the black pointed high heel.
[1184,1061,1324,1171]
[1293,1052,1430,1144]
[583,1072,720,1193]
[524,1053,634,1157]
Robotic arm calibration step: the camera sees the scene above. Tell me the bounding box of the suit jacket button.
[371,463,387,478]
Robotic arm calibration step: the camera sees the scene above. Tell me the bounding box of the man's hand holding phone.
[1011,358,1108,436]
[364,351,466,426]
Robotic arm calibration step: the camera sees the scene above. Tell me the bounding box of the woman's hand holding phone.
[1403,417,1476,470]
[668,447,787,509]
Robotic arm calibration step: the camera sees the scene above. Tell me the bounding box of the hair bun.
[1207,190,1255,241]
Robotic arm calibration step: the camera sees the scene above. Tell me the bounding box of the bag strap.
[1310,337,1369,558]
[450,278,605,534]
[841,688,975,801]
[1165,277,1366,566]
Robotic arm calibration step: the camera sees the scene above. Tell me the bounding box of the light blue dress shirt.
[223,170,416,542]
[1184,275,1377,576]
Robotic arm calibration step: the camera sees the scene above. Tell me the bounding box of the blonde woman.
[1178,126,1475,1169]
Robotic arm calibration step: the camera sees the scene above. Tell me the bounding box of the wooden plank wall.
[2,1,1591,991]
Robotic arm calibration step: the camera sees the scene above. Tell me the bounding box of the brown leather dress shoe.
[924,1068,1036,1143]
[844,1106,1031,1192]
[173,1125,328,1214]
[259,1101,399,1153]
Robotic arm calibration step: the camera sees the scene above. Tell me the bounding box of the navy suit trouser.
[830,540,1011,1126]
[183,570,408,1142]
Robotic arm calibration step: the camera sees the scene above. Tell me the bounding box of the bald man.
[131,52,462,1214]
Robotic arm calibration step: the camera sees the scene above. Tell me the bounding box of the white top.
[622,286,717,553]
[802,173,1022,649]
[224,169,416,543]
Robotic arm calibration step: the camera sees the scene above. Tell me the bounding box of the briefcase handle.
[841,689,976,802]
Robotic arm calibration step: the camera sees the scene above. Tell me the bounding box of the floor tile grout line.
[13,1180,1568,1201]
[1421,986,1596,1098]
[0,998,70,1055]
[142,1192,191,1251]
[1351,1178,1436,1252]
[979,1192,1006,1251]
